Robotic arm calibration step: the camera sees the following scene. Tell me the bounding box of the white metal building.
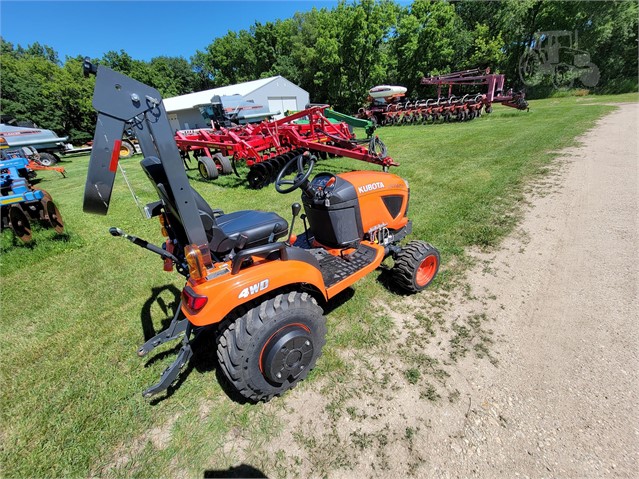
[163,76,310,131]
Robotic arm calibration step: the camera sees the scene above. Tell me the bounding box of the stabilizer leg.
[142,322,193,398]
[137,301,189,357]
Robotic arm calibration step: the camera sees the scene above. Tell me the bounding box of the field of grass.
[0,94,630,477]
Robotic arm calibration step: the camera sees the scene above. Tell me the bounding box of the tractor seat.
[140,156,288,255]
[212,209,288,252]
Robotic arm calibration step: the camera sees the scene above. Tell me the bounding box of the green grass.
[1,94,630,477]
[554,91,639,104]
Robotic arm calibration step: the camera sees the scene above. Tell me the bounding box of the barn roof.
[163,76,281,112]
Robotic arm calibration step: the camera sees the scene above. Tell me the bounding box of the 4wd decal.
[238,279,270,299]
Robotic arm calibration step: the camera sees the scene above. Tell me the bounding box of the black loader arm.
[83,64,211,253]
[84,66,158,215]
[84,112,125,215]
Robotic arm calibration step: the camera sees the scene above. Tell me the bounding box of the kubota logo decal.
[238,279,270,299]
[358,181,385,194]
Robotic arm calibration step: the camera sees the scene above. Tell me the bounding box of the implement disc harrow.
[1,156,66,242]
[45,199,65,233]
[8,206,32,242]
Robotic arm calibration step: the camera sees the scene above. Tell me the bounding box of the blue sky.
[0,1,348,62]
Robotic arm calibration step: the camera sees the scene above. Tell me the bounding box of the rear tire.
[198,156,219,180]
[217,292,327,402]
[119,140,135,159]
[37,152,58,166]
[212,152,233,175]
[391,240,440,293]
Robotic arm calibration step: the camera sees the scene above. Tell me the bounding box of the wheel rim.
[260,324,314,384]
[120,145,129,156]
[198,161,208,178]
[415,254,438,287]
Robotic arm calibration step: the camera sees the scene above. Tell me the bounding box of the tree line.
[1,0,637,143]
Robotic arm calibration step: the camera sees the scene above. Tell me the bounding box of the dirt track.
[259,103,638,478]
[419,103,639,477]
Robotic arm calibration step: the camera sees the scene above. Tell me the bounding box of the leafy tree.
[391,0,470,95]
[101,49,138,75]
[144,56,197,97]
[192,29,258,86]
[1,0,636,144]
[289,7,343,105]
[54,56,96,143]
[337,0,400,110]
[0,40,64,132]
[467,23,507,71]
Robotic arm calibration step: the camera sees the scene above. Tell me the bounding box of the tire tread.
[217,292,325,402]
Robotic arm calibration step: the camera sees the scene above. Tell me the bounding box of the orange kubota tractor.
[82,61,440,402]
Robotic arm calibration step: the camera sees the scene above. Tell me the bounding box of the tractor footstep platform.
[317,243,377,288]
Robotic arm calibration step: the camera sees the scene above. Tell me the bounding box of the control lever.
[109,226,179,263]
[300,213,311,244]
[286,203,302,245]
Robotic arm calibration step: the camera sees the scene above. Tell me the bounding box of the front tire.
[391,240,440,293]
[217,292,327,402]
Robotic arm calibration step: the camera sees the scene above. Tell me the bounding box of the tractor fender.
[182,256,327,327]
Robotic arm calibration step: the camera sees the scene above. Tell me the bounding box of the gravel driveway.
[425,102,639,478]
[260,103,638,478]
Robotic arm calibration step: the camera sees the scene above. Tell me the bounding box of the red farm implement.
[357,68,528,126]
[421,68,529,113]
[174,105,397,189]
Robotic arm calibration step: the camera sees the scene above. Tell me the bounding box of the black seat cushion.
[215,210,288,252]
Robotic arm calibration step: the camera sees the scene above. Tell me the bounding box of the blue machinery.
[0,156,64,242]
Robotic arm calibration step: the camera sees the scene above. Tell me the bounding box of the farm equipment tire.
[212,152,233,175]
[579,63,600,88]
[519,50,543,86]
[119,140,135,159]
[198,156,219,180]
[217,292,327,402]
[391,240,440,293]
[553,64,574,89]
[37,152,58,167]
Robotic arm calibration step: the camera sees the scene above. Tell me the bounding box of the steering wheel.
[275,153,316,194]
